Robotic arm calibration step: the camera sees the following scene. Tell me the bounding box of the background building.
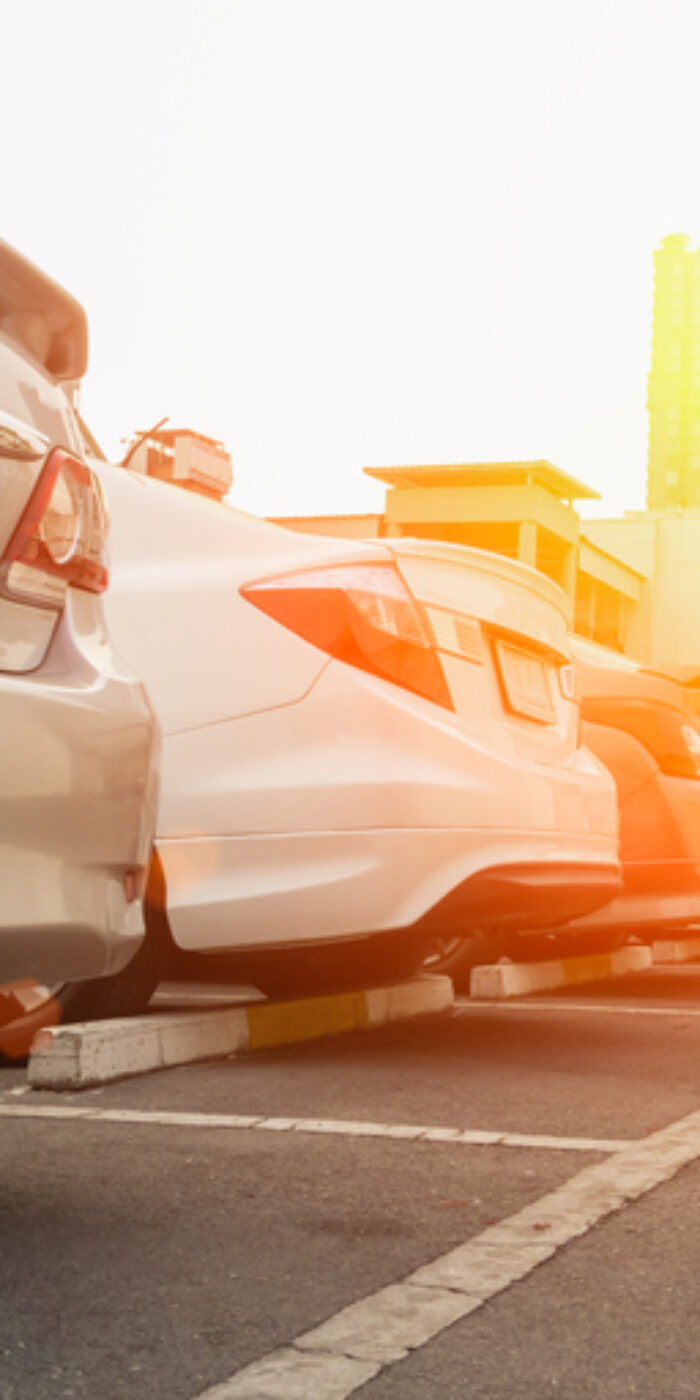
[584,511,700,674]
[647,234,700,509]
[271,237,700,672]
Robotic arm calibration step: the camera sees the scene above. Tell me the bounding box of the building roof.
[579,533,647,581]
[364,459,600,502]
[136,426,228,453]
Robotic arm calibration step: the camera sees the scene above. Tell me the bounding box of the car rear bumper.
[0,597,159,984]
[413,861,624,934]
[161,826,622,953]
[159,658,620,954]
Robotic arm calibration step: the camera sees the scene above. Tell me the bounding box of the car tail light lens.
[581,696,700,779]
[681,723,700,777]
[0,448,108,608]
[242,561,453,710]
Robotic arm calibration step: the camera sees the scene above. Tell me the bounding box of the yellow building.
[584,511,700,672]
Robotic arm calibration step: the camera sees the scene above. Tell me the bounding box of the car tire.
[420,932,505,992]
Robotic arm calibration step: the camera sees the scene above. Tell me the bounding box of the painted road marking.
[456,997,700,1017]
[190,1106,700,1400]
[0,1101,634,1153]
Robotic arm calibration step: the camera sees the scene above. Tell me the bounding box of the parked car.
[479,637,700,972]
[16,450,614,1006]
[0,241,160,1049]
[541,637,700,953]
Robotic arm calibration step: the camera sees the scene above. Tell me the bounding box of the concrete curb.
[469,943,652,999]
[27,975,454,1091]
[652,936,700,965]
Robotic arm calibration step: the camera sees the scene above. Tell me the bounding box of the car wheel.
[420,931,511,992]
[0,852,171,1061]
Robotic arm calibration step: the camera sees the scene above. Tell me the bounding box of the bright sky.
[5,0,700,520]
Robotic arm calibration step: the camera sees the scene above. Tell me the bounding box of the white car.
[55,455,621,1002]
[0,243,159,1019]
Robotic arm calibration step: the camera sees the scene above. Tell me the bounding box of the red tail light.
[242,561,454,710]
[0,448,108,608]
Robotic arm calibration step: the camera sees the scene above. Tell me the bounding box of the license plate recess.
[495,640,555,723]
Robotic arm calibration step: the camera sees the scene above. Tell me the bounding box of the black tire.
[420,931,510,992]
[246,931,428,1000]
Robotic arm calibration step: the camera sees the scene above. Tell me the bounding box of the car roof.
[0,240,87,381]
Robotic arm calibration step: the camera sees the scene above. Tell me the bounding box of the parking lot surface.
[4,962,700,1398]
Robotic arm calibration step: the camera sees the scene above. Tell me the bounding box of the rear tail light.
[581,696,700,779]
[242,561,453,710]
[681,723,700,777]
[0,448,108,608]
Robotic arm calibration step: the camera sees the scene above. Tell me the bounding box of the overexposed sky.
[5,0,700,519]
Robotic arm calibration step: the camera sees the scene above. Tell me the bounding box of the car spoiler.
[0,239,88,381]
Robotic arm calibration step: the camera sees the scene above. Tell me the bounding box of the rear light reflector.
[123,865,148,903]
[241,562,453,710]
[0,448,108,609]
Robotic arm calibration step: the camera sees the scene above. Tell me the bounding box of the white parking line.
[0,1102,634,1153]
[191,1106,700,1400]
[456,998,700,1017]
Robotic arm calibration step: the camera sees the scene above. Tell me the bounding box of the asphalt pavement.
[3,963,700,1398]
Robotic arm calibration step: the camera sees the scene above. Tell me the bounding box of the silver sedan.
[0,241,159,1006]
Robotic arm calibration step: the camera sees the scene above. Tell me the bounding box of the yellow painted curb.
[247,989,370,1051]
[469,944,652,1000]
[28,975,453,1090]
[652,936,700,965]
